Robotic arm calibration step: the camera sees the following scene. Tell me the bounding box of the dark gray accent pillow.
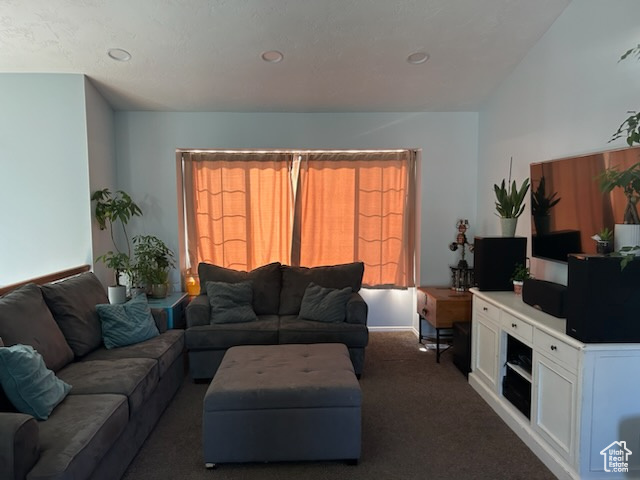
[279,262,364,315]
[206,281,258,324]
[0,284,74,372]
[41,272,108,357]
[299,282,352,323]
[198,262,281,315]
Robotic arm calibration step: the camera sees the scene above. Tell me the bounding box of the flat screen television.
[530,145,640,263]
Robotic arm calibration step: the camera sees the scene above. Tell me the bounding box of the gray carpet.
[122,332,555,479]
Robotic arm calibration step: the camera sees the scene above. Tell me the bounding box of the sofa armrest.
[0,412,40,480]
[186,295,210,328]
[346,292,368,325]
[151,308,168,333]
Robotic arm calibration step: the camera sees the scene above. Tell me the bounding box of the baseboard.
[468,373,577,480]
[368,326,418,335]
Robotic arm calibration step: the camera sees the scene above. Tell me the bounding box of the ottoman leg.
[205,463,216,470]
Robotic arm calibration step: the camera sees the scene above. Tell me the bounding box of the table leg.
[436,328,441,363]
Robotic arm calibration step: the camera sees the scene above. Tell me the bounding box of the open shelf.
[506,361,532,383]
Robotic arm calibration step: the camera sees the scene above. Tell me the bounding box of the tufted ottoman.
[202,343,361,467]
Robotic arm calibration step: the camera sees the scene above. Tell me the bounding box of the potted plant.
[531,176,560,236]
[133,235,176,298]
[510,263,531,296]
[591,227,614,254]
[92,189,142,303]
[494,158,530,237]
[597,162,640,256]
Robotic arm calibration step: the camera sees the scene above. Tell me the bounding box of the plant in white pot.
[510,263,531,296]
[92,189,142,303]
[133,235,176,298]
[494,160,530,237]
[604,43,640,263]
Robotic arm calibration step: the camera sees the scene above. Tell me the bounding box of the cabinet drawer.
[474,297,499,323]
[534,329,578,371]
[502,311,533,343]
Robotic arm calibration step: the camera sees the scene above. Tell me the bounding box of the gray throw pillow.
[299,282,352,323]
[41,272,108,357]
[198,262,281,315]
[279,262,364,315]
[206,281,258,324]
[0,284,74,372]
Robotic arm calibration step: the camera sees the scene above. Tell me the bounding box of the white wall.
[84,77,117,287]
[115,111,478,328]
[0,74,92,287]
[477,0,640,284]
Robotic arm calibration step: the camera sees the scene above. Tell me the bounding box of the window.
[181,150,417,287]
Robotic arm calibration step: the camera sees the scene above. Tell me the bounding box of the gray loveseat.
[185,261,369,380]
[0,272,185,480]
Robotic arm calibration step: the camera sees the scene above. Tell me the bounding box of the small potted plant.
[591,227,614,254]
[92,189,142,303]
[133,235,176,298]
[510,263,531,296]
[531,176,561,236]
[494,158,530,237]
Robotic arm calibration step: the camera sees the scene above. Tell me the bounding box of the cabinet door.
[472,315,500,391]
[532,353,577,463]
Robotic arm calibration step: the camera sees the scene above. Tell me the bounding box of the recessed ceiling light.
[261,50,283,63]
[407,52,429,65]
[107,48,132,62]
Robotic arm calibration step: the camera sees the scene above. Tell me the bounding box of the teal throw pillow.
[0,344,71,420]
[206,281,258,324]
[299,282,352,323]
[96,294,160,349]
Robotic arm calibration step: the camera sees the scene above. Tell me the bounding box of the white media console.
[469,288,640,479]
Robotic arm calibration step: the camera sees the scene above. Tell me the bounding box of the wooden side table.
[417,286,472,362]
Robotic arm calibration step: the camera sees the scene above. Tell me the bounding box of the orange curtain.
[298,151,416,287]
[183,152,294,271]
[182,150,417,287]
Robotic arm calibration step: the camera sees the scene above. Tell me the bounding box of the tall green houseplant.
[92,188,142,286]
[494,158,530,237]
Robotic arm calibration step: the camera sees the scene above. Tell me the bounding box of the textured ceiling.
[0,0,571,112]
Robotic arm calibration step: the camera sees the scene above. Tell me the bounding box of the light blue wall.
[115,111,479,328]
[0,74,93,286]
[477,0,640,284]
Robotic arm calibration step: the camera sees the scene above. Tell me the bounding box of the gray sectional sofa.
[185,261,369,380]
[0,272,185,480]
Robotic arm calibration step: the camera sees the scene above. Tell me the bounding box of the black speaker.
[474,236,527,291]
[567,254,640,343]
[522,278,567,318]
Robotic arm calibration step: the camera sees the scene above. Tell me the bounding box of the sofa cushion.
[96,294,160,349]
[279,262,365,315]
[206,280,258,324]
[30,394,128,480]
[57,358,159,416]
[278,316,369,348]
[185,315,279,350]
[0,284,74,372]
[41,272,108,358]
[198,262,281,315]
[299,282,352,323]
[0,344,72,420]
[82,330,184,377]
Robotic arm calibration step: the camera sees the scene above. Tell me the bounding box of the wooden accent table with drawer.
[417,286,472,362]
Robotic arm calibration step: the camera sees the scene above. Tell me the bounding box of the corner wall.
[477,0,640,284]
[0,74,93,286]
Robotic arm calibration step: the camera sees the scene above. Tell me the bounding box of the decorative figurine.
[449,219,474,291]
